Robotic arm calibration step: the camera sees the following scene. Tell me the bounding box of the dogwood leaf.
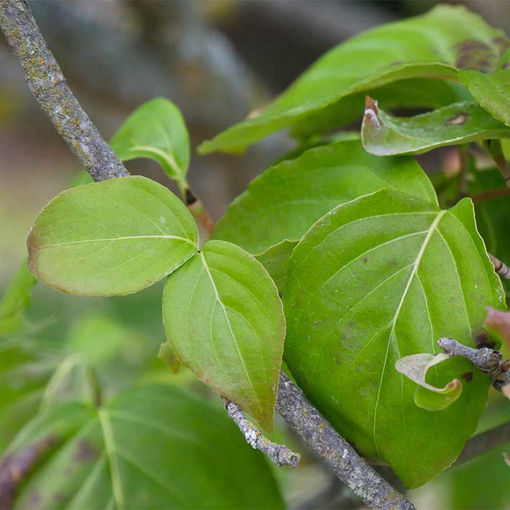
[362,98,510,156]
[28,176,198,296]
[284,189,504,487]
[162,240,285,430]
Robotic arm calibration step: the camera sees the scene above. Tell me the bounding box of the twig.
[1,3,416,507]
[276,373,415,510]
[0,0,127,181]
[455,421,510,466]
[489,253,510,280]
[471,188,510,204]
[485,139,510,188]
[437,337,510,390]
[223,398,300,467]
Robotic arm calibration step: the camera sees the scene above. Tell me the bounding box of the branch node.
[222,398,300,467]
[437,337,510,388]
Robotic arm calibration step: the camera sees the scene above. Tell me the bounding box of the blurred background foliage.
[1,1,510,508]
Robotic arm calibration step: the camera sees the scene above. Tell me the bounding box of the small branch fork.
[223,398,300,467]
[437,337,510,390]
[0,2,416,508]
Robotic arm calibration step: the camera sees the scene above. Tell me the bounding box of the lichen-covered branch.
[2,3,416,506]
[223,398,300,467]
[0,0,128,181]
[437,337,510,389]
[276,373,415,510]
[455,421,510,466]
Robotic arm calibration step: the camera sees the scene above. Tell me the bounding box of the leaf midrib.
[199,251,263,417]
[33,235,197,250]
[372,210,446,456]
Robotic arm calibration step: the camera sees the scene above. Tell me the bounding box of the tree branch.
[0,0,128,181]
[276,373,415,510]
[437,337,510,390]
[223,398,300,467]
[1,2,415,508]
[489,253,510,280]
[455,421,510,466]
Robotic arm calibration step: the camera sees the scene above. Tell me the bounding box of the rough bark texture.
[276,373,415,510]
[223,398,300,467]
[0,0,128,181]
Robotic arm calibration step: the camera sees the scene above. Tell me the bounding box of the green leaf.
[2,384,284,509]
[199,5,508,154]
[110,98,190,192]
[0,340,96,453]
[255,240,297,294]
[284,189,505,487]
[0,259,36,334]
[291,79,470,142]
[362,99,510,156]
[460,69,510,127]
[162,240,285,431]
[28,176,198,296]
[395,353,462,411]
[212,139,437,254]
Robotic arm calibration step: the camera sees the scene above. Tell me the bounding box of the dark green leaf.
[284,189,505,487]
[362,99,510,156]
[110,98,190,192]
[28,176,198,296]
[2,385,283,509]
[200,5,507,154]
[162,240,285,430]
[213,139,437,254]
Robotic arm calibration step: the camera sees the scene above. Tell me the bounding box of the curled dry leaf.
[395,353,462,411]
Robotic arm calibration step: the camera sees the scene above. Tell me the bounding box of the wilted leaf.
[200,5,508,154]
[284,189,505,487]
[162,240,285,431]
[28,176,198,296]
[1,385,283,509]
[362,98,510,156]
[461,69,510,127]
[110,98,190,192]
[395,353,462,411]
[213,139,437,254]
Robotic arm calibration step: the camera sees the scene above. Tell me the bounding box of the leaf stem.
[485,139,510,188]
[471,188,510,203]
[455,421,510,466]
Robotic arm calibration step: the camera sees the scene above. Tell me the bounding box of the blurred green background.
[2,1,510,508]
